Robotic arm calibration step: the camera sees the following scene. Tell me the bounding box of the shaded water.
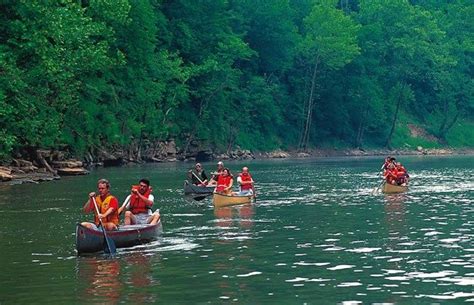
[0,156,473,304]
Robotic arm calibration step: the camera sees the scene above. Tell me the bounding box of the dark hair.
[224,168,233,177]
[139,179,150,186]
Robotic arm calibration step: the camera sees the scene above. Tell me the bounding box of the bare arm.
[225,178,233,191]
[134,189,153,206]
[83,192,95,213]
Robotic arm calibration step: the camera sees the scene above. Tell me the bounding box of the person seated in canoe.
[188,163,208,186]
[235,166,255,196]
[118,179,160,225]
[381,156,396,171]
[395,162,409,186]
[215,168,233,195]
[208,161,225,186]
[81,178,119,231]
[383,162,398,185]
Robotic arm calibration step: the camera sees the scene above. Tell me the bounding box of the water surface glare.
[0,156,473,304]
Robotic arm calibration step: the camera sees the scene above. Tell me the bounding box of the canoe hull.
[382,182,408,194]
[75,222,162,254]
[184,180,215,200]
[213,193,252,208]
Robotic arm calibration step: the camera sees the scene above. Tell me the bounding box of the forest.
[0,0,472,161]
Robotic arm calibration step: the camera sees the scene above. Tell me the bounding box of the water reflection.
[384,194,407,235]
[214,204,255,229]
[123,253,157,304]
[76,253,159,304]
[212,204,256,303]
[77,258,122,304]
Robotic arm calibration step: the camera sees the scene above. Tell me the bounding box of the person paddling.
[188,163,208,186]
[395,162,409,186]
[208,161,225,186]
[236,167,255,196]
[81,179,119,231]
[215,168,233,195]
[118,179,160,225]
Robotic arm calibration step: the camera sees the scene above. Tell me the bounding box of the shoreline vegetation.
[1,144,472,185]
[1,1,473,180]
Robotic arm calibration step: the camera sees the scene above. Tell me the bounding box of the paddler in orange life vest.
[81,178,119,231]
[215,168,233,195]
[236,167,254,196]
[118,179,160,225]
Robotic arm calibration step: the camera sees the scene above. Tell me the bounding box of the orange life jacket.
[239,173,253,191]
[94,195,119,225]
[129,185,152,214]
[216,175,232,192]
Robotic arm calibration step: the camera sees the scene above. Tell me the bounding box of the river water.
[0,156,473,304]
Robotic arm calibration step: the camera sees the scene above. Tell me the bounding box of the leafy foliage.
[0,0,472,159]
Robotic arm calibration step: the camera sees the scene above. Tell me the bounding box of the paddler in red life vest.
[208,161,225,186]
[81,178,119,231]
[383,162,398,185]
[381,156,396,171]
[236,167,255,196]
[215,168,234,195]
[395,162,409,186]
[118,179,160,225]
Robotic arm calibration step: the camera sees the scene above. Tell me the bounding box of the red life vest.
[384,168,398,184]
[94,195,119,225]
[216,175,232,192]
[129,186,152,214]
[239,173,253,191]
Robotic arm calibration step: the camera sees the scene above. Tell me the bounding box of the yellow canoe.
[212,193,252,208]
[382,182,408,194]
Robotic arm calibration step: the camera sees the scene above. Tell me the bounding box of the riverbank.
[1,146,473,185]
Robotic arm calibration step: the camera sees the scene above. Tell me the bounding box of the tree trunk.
[297,65,312,150]
[438,103,460,142]
[35,150,56,174]
[183,78,229,156]
[226,127,237,155]
[355,106,369,149]
[299,56,320,151]
[385,83,405,149]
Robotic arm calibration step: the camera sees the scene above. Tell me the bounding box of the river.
[0,155,473,304]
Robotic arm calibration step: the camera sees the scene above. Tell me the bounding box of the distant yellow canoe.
[212,193,252,208]
[382,182,408,194]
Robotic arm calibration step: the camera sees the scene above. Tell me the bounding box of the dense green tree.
[0,0,472,161]
[0,0,121,157]
[357,0,453,149]
[296,0,360,150]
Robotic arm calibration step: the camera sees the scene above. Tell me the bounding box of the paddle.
[118,196,130,215]
[251,184,257,202]
[92,196,116,254]
[371,179,385,195]
[191,171,205,185]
